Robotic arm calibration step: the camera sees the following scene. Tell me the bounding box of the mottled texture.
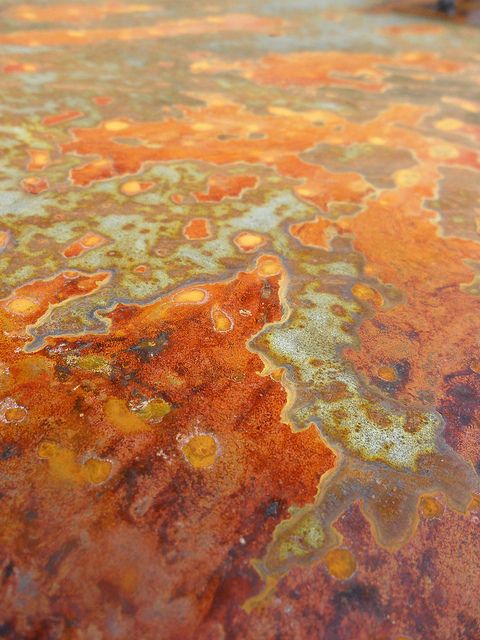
[0,1,479,638]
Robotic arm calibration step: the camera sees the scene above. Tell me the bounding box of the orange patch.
[21,176,48,194]
[183,218,211,240]
[63,233,107,258]
[194,174,258,202]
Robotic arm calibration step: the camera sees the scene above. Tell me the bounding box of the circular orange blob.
[4,406,27,423]
[6,296,39,316]
[377,366,398,382]
[234,231,266,253]
[182,434,218,469]
[351,283,383,307]
[420,496,444,519]
[324,548,357,580]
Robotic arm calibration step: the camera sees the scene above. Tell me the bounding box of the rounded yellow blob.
[420,495,444,519]
[369,137,386,145]
[4,406,27,423]
[30,150,49,167]
[192,122,214,132]
[0,230,9,248]
[105,120,129,132]
[394,169,421,188]
[92,159,110,168]
[82,458,112,485]
[257,256,282,277]
[67,30,87,38]
[182,434,217,469]
[191,60,212,73]
[434,118,463,132]
[6,296,39,316]
[351,283,383,307]
[173,288,207,304]
[297,186,316,197]
[234,232,266,253]
[211,306,233,332]
[81,232,104,247]
[429,144,459,159]
[324,548,357,580]
[120,181,142,195]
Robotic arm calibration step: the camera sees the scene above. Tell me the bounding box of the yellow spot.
[211,306,233,332]
[192,122,214,131]
[434,118,463,132]
[6,296,39,316]
[104,397,150,434]
[134,398,171,423]
[4,406,27,423]
[82,458,112,485]
[92,159,110,168]
[173,288,208,304]
[257,256,282,277]
[324,548,357,580]
[0,230,9,249]
[182,434,217,469]
[369,137,386,145]
[81,232,105,247]
[29,150,49,167]
[234,232,266,253]
[297,186,316,197]
[429,144,459,159]
[403,52,422,62]
[351,283,383,307]
[420,495,444,519]
[394,169,421,188]
[120,181,142,195]
[191,60,212,73]
[38,441,81,484]
[378,366,398,382]
[269,106,294,117]
[105,120,129,132]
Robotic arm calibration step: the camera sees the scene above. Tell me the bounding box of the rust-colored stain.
[0,1,479,638]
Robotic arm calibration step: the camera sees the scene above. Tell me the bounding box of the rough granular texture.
[0,1,479,638]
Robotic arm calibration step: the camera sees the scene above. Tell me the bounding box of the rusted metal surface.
[0,1,479,639]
